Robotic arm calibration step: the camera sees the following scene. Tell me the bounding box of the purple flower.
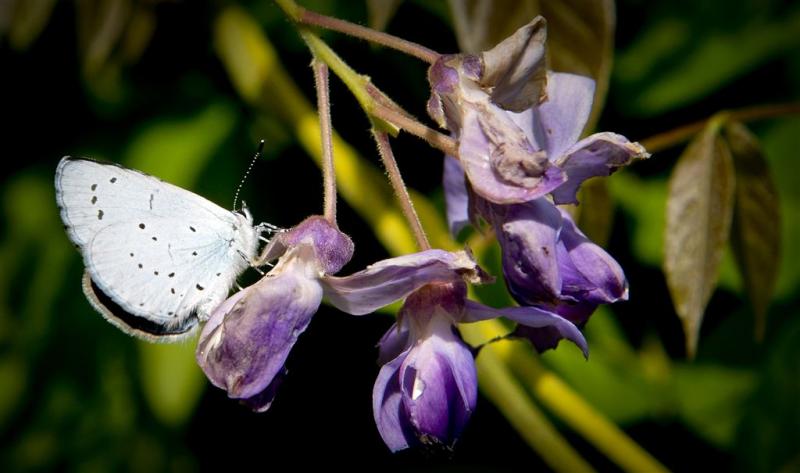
[480,198,628,330]
[427,17,643,338]
[327,250,587,451]
[429,17,648,207]
[196,216,354,411]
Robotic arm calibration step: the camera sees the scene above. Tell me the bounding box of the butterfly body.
[56,156,260,341]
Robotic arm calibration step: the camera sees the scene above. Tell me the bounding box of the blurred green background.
[1,0,799,471]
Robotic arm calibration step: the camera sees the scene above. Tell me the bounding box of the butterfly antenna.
[233,139,265,212]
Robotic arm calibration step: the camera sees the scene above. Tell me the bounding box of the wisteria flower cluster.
[196,14,647,452]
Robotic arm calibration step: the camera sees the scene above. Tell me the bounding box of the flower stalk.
[312,60,337,225]
[275,0,440,64]
[371,129,431,251]
[639,101,800,153]
[300,29,456,155]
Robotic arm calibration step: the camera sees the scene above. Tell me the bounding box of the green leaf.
[673,364,755,447]
[124,101,237,186]
[664,121,735,358]
[137,339,205,427]
[760,117,800,298]
[5,0,57,50]
[724,122,781,341]
[447,0,614,130]
[616,9,800,116]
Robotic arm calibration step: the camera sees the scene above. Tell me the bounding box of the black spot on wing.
[91,184,97,191]
[110,177,117,183]
[97,209,104,220]
[152,236,157,241]
[91,196,97,204]
[139,223,145,229]
[196,284,204,291]
[189,226,196,232]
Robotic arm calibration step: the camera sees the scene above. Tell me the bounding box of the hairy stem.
[371,130,431,251]
[370,103,458,156]
[312,60,337,225]
[275,0,440,64]
[640,102,800,153]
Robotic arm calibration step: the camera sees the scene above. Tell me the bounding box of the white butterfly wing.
[55,156,259,340]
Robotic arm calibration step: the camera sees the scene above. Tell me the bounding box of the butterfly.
[55,156,267,342]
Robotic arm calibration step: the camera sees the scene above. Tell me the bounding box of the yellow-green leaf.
[138,340,205,427]
[664,122,735,358]
[724,122,781,341]
[447,0,615,130]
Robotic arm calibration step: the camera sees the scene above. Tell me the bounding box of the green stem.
[508,349,672,473]
[300,29,458,155]
[274,0,440,63]
[639,102,800,153]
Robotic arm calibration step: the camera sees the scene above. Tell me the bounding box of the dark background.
[1,0,799,471]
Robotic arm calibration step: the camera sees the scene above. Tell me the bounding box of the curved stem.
[639,102,800,153]
[312,60,337,225]
[370,103,458,156]
[275,0,440,64]
[371,129,431,251]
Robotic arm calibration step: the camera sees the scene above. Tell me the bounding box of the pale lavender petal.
[551,132,649,205]
[459,107,565,205]
[557,209,628,304]
[373,350,415,452]
[196,257,323,401]
[506,108,539,151]
[480,16,547,112]
[443,156,470,236]
[377,322,410,366]
[321,250,483,315]
[487,198,563,305]
[463,300,588,357]
[399,315,477,448]
[533,72,596,159]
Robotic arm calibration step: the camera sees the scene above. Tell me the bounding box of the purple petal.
[399,315,477,448]
[239,365,287,413]
[459,107,565,205]
[321,250,485,316]
[196,256,324,402]
[463,300,588,358]
[533,72,596,159]
[377,322,410,366]
[551,132,649,205]
[443,156,470,236]
[557,209,628,304]
[480,16,547,112]
[259,216,354,274]
[373,350,416,452]
[483,198,563,305]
